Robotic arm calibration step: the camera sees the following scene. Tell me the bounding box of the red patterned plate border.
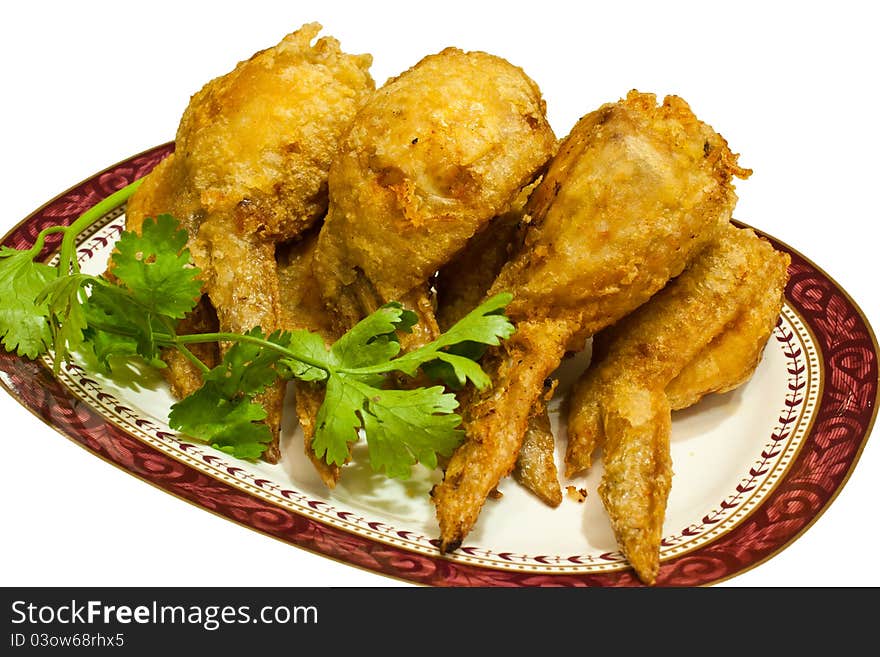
[1,144,877,587]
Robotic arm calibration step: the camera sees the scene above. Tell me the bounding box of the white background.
[1,1,877,588]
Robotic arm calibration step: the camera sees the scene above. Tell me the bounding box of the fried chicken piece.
[296,48,554,484]
[564,224,790,584]
[276,231,341,487]
[126,23,374,240]
[664,263,789,409]
[432,91,750,552]
[600,388,672,584]
[435,191,563,506]
[124,23,374,462]
[513,392,563,507]
[565,225,790,472]
[314,47,557,351]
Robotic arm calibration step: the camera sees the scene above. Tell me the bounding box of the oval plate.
[1,144,877,586]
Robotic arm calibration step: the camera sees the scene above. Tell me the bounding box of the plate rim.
[2,145,877,587]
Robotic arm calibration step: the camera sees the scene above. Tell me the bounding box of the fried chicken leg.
[432,91,750,552]
[124,23,374,462]
[300,47,556,484]
[314,47,557,350]
[564,224,790,584]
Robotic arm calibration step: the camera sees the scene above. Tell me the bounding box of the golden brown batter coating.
[314,47,556,348]
[161,295,220,400]
[124,23,374,462]
[434,193,562,506]
[433,91,750,552]
[512,397,563,508]
[127,23,374,242]
[565,225,790,473]
[665,263,790,409]
[599,388,672,584]
[291,47,554,483]
[564,224,790,584]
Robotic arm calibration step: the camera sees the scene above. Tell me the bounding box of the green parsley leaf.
[1,179,148,363]
[345,293,515,388]
[110,214,202,319]
[329,303,409,369]
[202,327,288,397]
[278,329,330,382]
[38,273,93,372]
[307,293,515,478]
[2,204,517,479]
[168,327,289,460]
[81,282,168,364]
[0,246,56,358]
[168,385,272,460]
[312,374,365,467]
[73,215,203,369]
[82,324,145,372]
[312,375,463,478]
[420,341,489,389]
[357,382,463,478]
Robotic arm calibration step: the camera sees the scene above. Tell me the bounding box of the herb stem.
[176,343,211,375]
[176,331,332,372]
[58,179,145,274]
[83,318,332,375]
[27,226,68,257]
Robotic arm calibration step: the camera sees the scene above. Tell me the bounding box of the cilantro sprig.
[0,185,515,479]
[1,180,145,361]
[304,296,514,477]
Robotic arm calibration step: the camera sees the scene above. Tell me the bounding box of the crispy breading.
[314,47,557,348]
[291,47,555,483]
[124,23,374,462]
[435,187,532,332]
[433,91,749,552]
[432,318,571,551]
[126,22,374,241]
[276,232,335,343]
[566,224,790,474]
[513,398,563,507]
[665,258,789,409]
[160,295,219,400]
[434,186,564,505]
[564,224,790,584]
[599,388,672,584]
